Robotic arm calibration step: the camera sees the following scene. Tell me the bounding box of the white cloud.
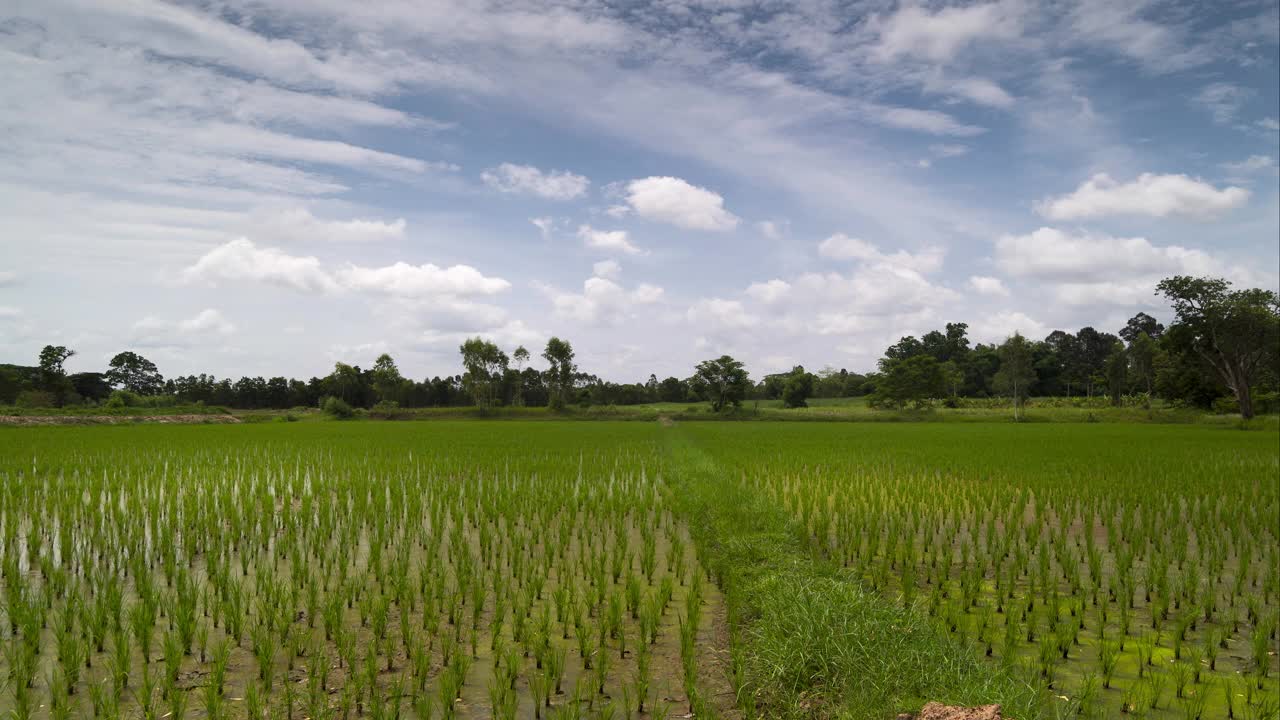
[1038,173,1249,220]
[969,311,1047,343]
[818,234,944,273]
[867,106,986,137]
[746,279,791,304]
[592,260,621,280]
[687,298,758,331]
[481,163,590,200]
[542,275,663,326]
[0,272,18,287]
[0,306,22,319]
[1259,118,1280,131]
[930,144,970,159]
[869,1,1023,63]
[530,217,555,239]
[132,308,235,348]
[994,227,1219,281]
[577,225,643,255]
[180,238,509,298]
[1221,155,1276,173]
[180,238,339,292]
[624,177,739,231]
[947,77,1015,108]
[756,220,788,240]
[968,275,1010,297]
[1193,82,1252,124]
[336,263,510,297]
[251,207,406,243]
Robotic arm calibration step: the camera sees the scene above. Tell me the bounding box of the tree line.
[2,275,1276,418]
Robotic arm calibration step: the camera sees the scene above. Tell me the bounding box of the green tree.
[542,338,576,410]
[370,353,404,405]
[994,333,1035,421]
[326,362,363,406]
[0,367,21,404]
[1103,341,1127,407]
[691,355,750,412]
[1156,276,1280,419]
[511,346,530,406]
[780,366,815,408]
[1119,312,1165,344]
[941,360,963,400]
[873,355,946,409]
[106,351,164,395]
[1127,332,1159,396]
[37,345,76,405]
[460,338,508,408]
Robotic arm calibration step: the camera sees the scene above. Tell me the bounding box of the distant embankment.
[0,414,240,426]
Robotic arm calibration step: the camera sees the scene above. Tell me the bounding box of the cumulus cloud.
[132,308,236,347]
[481,163,590,200]
[746,279,791,304]
[577,225,643,255]
[995,227,1219,281]
[818,234,944,273]
[968,275,1010,296]
[969,311,1047,343]
[180,238,339,292]
[336,263,510,297]
[180,238,508,297]
[1037,173,1249,220]
[624,177,739,231]
[541,274,663,326]
[687,298,758,331]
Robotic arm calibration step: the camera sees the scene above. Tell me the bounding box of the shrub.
[15,390,56,408]
[106,390,141,408]
[321,396,354,419]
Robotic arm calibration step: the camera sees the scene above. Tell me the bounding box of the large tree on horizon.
[542,337,576,410]
[1156,276,1280,419]
[106,351,164,395]
[691,355,750,412]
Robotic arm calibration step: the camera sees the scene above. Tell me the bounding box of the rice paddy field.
[0,421,1277,719]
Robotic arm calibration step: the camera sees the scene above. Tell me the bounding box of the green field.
[1,421,1276,719]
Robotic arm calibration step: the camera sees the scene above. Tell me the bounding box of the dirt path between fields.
[0,414,240,425]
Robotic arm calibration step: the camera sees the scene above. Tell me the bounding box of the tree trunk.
[1236,384,1255,420]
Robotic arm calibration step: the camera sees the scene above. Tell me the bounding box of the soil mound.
[900,702,1002,720]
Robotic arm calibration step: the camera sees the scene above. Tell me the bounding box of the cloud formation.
[180,239,509,297]
[481,163,590,200]
[624,177,740,231]
[1038,173,1249,220]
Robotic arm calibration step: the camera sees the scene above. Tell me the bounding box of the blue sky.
[1,0,1277,382]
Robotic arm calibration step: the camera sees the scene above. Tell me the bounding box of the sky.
[1,0,1278,383]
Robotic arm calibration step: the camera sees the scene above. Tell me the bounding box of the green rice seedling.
[1179,687,1207,720]
[1149,668,1168,709]
[1100,639,1121,688]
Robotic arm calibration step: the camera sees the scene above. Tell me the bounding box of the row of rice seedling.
[684,422,1279,719]
[0,423,725,719]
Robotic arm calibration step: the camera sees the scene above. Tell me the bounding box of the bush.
[321,396,354,419]
[105,389,141,408]
[1211,396,1239,415]
[15,390,56,408]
